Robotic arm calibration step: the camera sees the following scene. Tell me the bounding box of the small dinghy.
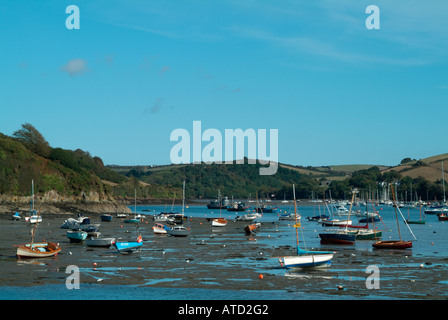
[67,230,88,243]
[153,223,169,234]
[114,236,143,254]
[86,237,115,248]
[167,225,190,237]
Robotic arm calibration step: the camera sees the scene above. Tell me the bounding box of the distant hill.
[1,124,446,203]
[381,153,448,183]
[108,160,322,200]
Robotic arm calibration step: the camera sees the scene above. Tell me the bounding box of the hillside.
[382,153,448,182]
[108,160,322,200]
[1,124,446,205]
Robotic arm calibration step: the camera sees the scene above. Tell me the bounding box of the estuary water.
[0,203,447,301]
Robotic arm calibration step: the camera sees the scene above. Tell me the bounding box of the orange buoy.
[259,274,264,280]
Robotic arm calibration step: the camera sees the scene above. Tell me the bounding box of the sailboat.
[278,185,334,269]
[211,192,228,227]
[319,189,357,245]
[24,180,42,224]
[372,183,416,249]
[124,189,141,223]
[167,181,191,237]
[406,205,426,225]
[14,209,61,258]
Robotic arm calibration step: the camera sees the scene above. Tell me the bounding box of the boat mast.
[134,189,137,214]
[293,184,299,254]
[31,179,34,215]
[442,161,446,204]
[182,180,185,217]
[391,183,402,241]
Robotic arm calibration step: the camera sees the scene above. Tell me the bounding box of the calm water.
[1,202,447,300]
[146,202,448,257]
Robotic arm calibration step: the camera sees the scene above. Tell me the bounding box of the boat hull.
[26,216,43,224]
[114,241,143,253]
[282,253,334,269]
[244,223,260,235]
[153,223,169,234]
[16,242,61,258]
[372,240,412,249]
[167,227,190,237]
[212,218,227,227]
[67,231,88,243]
[406,220,426,225]
[348,230,382,240]
[319,232,356,244]
[86,237,115,247]
[100,214,113,222]
[124,219,140,224]
[321,219,352,227]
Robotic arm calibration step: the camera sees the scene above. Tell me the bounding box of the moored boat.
[153,222,169,234]
[227,202,248,212]
[277,184,334,270]
[167,225,190,237]
[372,240,412,249]
[306,214,329,222]
[235,213,260,221]
[372,183,416,250]
[86,237,115,247]
[319,231,356,244]
[207,192,230,209]
[320,219,352,227]
[211,218,228,227]
[279,213,298,221]
[114,236,143,253]
[67,230,88,243]
[281,250,334,269]
[244,223,261,235]
[348,228,382,240]
[15,242,61,259]
[101,214,113,222]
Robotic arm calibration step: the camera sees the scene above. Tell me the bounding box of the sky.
[1,0,447,167]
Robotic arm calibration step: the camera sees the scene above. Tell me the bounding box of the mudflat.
[0,212,447,299]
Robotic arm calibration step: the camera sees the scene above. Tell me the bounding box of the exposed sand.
[0,212,447,299]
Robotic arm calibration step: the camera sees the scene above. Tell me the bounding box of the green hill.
[113,160,322,200]
[1,123,446,203]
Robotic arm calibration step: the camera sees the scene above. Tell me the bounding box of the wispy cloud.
[60,58,88,76]
[227,25,432,66]
[159,66,170,77]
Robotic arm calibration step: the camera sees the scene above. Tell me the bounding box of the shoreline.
[0,198,317,216]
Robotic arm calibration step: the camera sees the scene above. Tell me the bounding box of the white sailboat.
[24,180,42,224]
[278,185,334,269]
[167,181,191,237]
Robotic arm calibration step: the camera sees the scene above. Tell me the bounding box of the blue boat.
[67,230,88,243]
[319,232,356,244]
[114,236,143,254]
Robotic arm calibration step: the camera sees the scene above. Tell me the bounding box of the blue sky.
[1,0,447,167]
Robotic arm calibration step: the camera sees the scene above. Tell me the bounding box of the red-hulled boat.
[372,240,412,249]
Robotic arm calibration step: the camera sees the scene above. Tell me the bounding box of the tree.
[12,123,51,158]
